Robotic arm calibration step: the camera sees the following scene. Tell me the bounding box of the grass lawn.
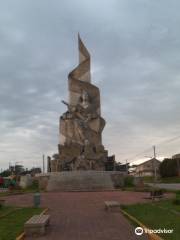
[122,201,180,240]
[0,206,16,217]
[141,176,180,184]
[155,199,180,213]
[159,177,180,183]
[0,206,43,240]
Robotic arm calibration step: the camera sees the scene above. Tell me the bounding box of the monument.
[50,35,115,172]
[37,36,127,191]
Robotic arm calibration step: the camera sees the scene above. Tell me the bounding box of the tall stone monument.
[50,35,114,172]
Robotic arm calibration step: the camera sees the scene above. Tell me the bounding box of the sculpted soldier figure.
[61,89,105,146]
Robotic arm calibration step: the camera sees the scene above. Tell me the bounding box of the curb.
[40,208,49,215]
[120,209,164,240]
[16,232,25,240]
[16,208,49,240]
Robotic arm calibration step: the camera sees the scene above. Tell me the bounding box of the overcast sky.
[1,0,180,170]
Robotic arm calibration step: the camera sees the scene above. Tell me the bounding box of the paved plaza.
[3,191,171,240]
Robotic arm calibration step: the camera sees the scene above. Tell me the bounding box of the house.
[134,158,161,177]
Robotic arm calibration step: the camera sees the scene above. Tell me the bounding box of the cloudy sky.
[1,0,180,170]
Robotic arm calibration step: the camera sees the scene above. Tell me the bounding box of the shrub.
[173,199,180,205]
[134,187,152,192]
[175,190,180,195]
[124,176,134,187]
[160,158,178,177]
[172,192,180,205]
[24,180,39,192]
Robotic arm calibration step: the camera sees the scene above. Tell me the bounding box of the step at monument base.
[40,171,125,191]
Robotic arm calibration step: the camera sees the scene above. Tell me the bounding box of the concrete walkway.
[3,191,165,240]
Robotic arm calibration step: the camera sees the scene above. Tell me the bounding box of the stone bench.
[24,214,50,236]
[104,201,121,212]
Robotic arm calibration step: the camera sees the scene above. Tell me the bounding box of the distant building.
[172,154,180,159]
[134,158,161,177]
[115,162,128,173]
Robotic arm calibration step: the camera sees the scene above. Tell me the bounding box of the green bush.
[172,192,180,205]
[124,176,134,187]
[23,180,39,192]
[142,176,154,183]
[134,187,152,192]
[173,199,180,205]
[160,158,179,177]
[175,190,180,195]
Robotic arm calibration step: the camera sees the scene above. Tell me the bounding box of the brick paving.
[3,191,173,240]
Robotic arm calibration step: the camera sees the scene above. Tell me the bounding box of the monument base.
[36,171,126,192]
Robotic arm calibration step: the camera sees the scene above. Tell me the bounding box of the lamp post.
[144,146,157,185]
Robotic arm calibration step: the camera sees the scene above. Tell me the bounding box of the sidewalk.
[4,191,152,240]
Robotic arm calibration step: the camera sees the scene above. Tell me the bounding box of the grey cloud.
[1,0,180,169]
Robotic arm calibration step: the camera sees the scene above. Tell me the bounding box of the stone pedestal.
[37,171,126,192]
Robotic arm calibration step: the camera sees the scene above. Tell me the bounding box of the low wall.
[35,174,50,190]
[19,175,32,189]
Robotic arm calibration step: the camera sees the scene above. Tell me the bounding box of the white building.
[134,158,161,177]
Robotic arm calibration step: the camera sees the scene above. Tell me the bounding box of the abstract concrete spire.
[78,34,91,82]
[69,34,91,84]
[68,34,93,105]
[78,34,89,60]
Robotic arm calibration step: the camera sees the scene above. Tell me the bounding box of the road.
[147,183,180,190]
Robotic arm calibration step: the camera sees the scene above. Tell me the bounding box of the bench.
[104,201,121,212]
[24,214,50,236]
[150,190,164,199]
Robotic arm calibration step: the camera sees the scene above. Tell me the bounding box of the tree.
[159,158,178,177]
[30,167,41,175]
[0,169,11,177]
[52,154,59,160]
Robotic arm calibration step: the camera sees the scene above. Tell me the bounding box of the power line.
[127,147,152,161]
[156,135,180,147]
[126,134,180,162]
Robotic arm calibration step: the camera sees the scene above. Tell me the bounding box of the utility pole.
[126,159,128,174]
[152,145,157,200]
[42,154,45,173]
[153,145,157,183]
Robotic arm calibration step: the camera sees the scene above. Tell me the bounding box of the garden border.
[16,208,49,240]
[120,208,164,240]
